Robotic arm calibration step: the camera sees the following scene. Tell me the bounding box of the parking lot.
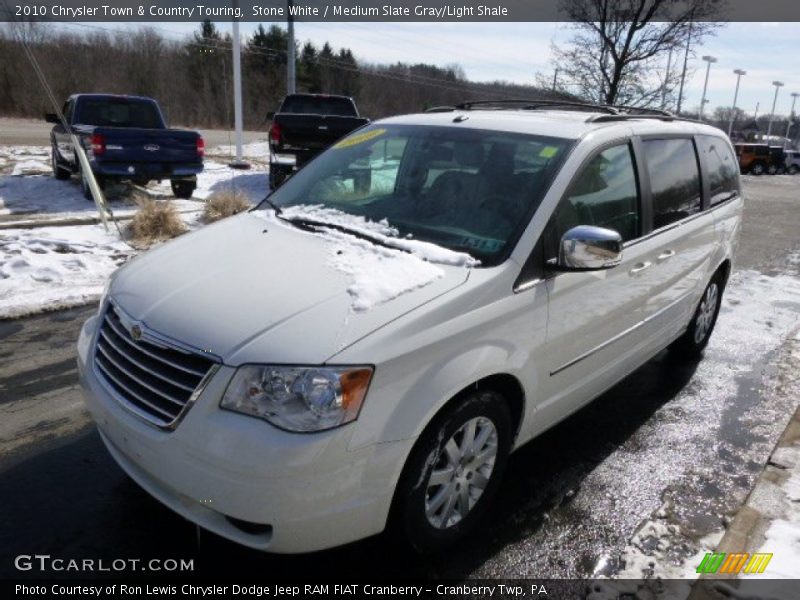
[1,172,799,579]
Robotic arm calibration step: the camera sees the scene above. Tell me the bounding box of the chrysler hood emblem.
[130,324,143,341]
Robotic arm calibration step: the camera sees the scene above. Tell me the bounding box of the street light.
[728,69,746,138]
[784,92,799,147]
[699,55,717,120]
[766,80,784,139]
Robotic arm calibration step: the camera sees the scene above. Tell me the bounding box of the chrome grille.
[94,304,216,428]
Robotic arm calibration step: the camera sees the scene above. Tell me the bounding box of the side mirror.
[557,225,623,271]
[266,111,275,120]
[45,113,60,124]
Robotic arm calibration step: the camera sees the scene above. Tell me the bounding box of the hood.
[110,211,471,365]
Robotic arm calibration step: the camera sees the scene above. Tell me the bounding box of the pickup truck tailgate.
[94,127,199,163]
[276,115,368,150]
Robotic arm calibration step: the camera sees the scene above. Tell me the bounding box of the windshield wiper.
[280,216,407,252]
[257,196,283,216]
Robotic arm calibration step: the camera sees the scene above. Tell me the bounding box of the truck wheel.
[51,148,70,181]
[269,166,289,191]
[767,164,779,175]
[750,162,766,176]
[789,165,799,175]
[669,271,726,359]
[392,390,512,553]
[171,179,196,199]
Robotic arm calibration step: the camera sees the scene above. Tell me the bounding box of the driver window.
[545,143,640,259]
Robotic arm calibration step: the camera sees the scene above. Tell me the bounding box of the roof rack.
[455,99,620,114]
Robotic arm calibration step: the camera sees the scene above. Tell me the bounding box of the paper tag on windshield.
[539,146,559,158]
[334,129,386,149]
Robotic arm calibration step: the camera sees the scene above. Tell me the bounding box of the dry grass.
[203,189,253,223]
[127,195,187,246]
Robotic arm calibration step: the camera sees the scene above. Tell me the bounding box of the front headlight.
[220,365,373,432]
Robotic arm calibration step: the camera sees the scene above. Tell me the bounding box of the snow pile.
[323,229,446,312]
[0,225,131,318]
[256,205,476,312]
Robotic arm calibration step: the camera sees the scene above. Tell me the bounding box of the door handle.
[629,261,652,275]
[657,249,676,261]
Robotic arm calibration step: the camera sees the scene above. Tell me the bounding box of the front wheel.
[171,179,196,199]
[51,147,70,180]
[669,272,725,358]
[750,162,766,176]
[393,390,512,553]
[788,165,799,175]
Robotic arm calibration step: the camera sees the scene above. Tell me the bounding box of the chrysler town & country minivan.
[78,101,743,553]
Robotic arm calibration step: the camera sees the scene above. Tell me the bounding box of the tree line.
[0,21,568,130]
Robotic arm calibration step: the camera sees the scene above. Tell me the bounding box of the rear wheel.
[51,147,70,180]
[269,164,291,190]
[768,163,779,175]
[750,162,766,175]
[171,179,196,199]
[788,165,799,175]
[669,271,725,358]
[393,390,512,553]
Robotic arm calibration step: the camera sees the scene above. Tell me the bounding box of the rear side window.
[547,143,640,252]
[643,139,701,229]
[280,96,357,116]
[698,136,739,206]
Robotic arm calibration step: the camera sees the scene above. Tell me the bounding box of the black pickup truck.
[47,94,204,199]
[267,93,369,189]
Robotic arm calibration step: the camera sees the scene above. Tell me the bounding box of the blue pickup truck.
[47,94,204,199]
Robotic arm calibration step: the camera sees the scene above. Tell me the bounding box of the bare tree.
[548,0,725,109]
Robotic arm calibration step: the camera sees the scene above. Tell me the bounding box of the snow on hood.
[111,210,473,364]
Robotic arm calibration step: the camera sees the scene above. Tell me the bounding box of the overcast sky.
[72,20,800,117]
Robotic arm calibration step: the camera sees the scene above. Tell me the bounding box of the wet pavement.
[1,177,800,580]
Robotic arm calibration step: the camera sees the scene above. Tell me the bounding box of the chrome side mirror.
[557,225,623,270]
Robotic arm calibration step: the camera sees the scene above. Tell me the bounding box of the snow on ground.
[587,269,800,586]
[0,144,267,217]
[0,224,131,319]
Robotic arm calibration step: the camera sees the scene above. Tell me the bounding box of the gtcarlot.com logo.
[696,552,773,575]
[14,554,194,573]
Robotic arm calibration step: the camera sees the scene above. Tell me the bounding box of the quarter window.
[643,138,702,229]
[548,143,640,254]
[698,136,739,205]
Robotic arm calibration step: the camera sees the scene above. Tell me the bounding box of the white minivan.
[77,102,742,554]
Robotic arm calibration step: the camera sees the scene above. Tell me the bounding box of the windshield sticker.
[334,128,387,149]
[539,146,559,159]
[458,237,505,253]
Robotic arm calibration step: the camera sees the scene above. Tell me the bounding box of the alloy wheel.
[694,283,719,344]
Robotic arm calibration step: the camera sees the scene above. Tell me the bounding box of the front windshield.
[266,124,573,265]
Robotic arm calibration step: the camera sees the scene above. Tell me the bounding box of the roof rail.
[455,99,619,114]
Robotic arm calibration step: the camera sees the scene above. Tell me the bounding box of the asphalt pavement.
[1,176,799,580]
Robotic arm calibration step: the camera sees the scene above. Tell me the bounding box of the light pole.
[784,92,799,147]
[766,80,784,139]
[287,0,296,94]
[727,69,746,138]
[229,0,249,169]
[699,55,717,120]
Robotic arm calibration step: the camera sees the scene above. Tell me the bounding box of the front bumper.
[77,313,410,553]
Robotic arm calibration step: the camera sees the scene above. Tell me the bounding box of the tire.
[171,179,196,199]
[767,164,778,175]
[51,147,70,180]
[269,165,290,190]
[750,162,766,176]
[788,165,799,175]
[392,390,512,553]
[669,271,726,359]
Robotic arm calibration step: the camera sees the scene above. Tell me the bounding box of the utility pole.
[229,0,249,169]
[766,80,784,139]
[699,55,716,121]
[728,69,746,138]
[677,18,693,115]
[783,92,798,147]
[287,0,296,94]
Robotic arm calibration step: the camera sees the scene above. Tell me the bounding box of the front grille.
[94,305,216,428]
